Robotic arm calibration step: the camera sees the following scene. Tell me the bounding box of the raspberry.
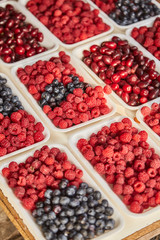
[2,167,10,178]
[14,187,25,199]
[22,197,35,210]
[62,161,72,170]
[34,131,44,142]
[34,122,44,132]
[77,102,88,113]
[83,149,94,161]
[141,106,151,117]
[79,113,89,122]
[102,146,114,158]
[0,134,5,142]
[28,85,38,94]
[154,38,160,47]
[40,164,50,175]
[143,37,154,47]
[77,139,88,150]
[64,169,76,180]
[9,162,19,172]
[123,185,134,195]
[113,184,123,195]
[124,167,134,178]
[104,85,112,94]
[39,16,49,26]
[150,159,160,169]
[44,73,54,84]
[105,164,116,175]
[8,123,21,135]
[148,46,157,54]
[10,112,22,122]
[45,157,55,165]
[130,201,141,213]
[119,132,132,143]
[154,50,160,60]
[139,131,148,141]
[17,176,26,186]
[58,119,68,129]
[73,88,83,97]
[94,163,105,174]
[138,171,149,183]
[147,168,157,178]
[65,109,76,119]
[155,192,160,204]
[123,195,132,206]
[134,181,145,193]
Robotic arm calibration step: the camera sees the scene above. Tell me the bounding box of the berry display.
[17,52,112,129]
[92,0,160,26]
[141,102,160,136]
[0,4,46,63]
[131,17,160,61]
[26,0,111,44]
[33,180,115,240]
[77,118,160,213]
[82,36,160,106]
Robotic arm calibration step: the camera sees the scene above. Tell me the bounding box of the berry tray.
[18,0,114,50]
[0,143,124,240]
[69,115,160,217]
[0,73,50,161]
[87,0,160,31]
[72,33,160,111]
[126,16,160,64]
[11,51,117,133]
[136,97,160,142]
[0,1,59,67]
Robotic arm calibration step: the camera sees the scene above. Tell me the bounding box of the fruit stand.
[0,0,160,240]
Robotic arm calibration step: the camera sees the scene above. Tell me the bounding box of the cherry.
[26,48,36,57]
[123,84,132,93]
[111,73,121,83]
[15,46,25,55]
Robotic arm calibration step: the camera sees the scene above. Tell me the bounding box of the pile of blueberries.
[39,76,90,108]
[0,75,23,116]
[109,0,160,26]
[32,179,115,240]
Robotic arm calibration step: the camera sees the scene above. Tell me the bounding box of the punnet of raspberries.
[131,17,160,61]
[77,117,160,213]
[0,75,45,157]
[0,4,46,63]
[16,51,112,129]
[2,145,116,239]
[26,0,111,44]
[141,102,160,136]
[82,36,160,106]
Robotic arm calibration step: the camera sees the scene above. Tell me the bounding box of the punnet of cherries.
[17,51,112,129]
[2,146,116,240]
[26,0,111,44]
[92,0,160,26]
[83,36,160,106]
[0,4,46,63]
[0,75,45,157]
[131,17,160,61]
[77,117,160,213]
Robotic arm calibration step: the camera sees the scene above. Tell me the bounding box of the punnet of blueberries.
[32,179,115,240]
[39,76,90,108]
[109,0,160,26]
[0,75,23,116]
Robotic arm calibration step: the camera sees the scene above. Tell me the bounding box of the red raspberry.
[94,163,105,174]
[8,123,22,135]
[39,16,49,26]
[58,119,68,129]
[138,171,149,183]
[35,122,44,132]
[154,38,160,47]
[102,146,114,158]
[77,139,88,150]
[113,184,123,195]
[10,112,22,122]
[147,168,157,178]
[64,169,76,180]
[150,159,160,169]
[143,37,154,47]
[2,167,10,178]
[139,131,148,141]
[44,73,54,84]
[73,88,83,97]
[79,113,89,122]
[105,164,116,175]
[103,85,112,94]
[77,102,88,113]
[40,164,50,175]
[154,50,160,60]
[34,131,44,142]
[75,169,83,178]
[83,149,94,161]
[134,181,145,193]
[28,85,38,95]
[17,176,26,186]
[124,167,134,178]
[62,161,72,170]
[141,106,151,117]
[9,162,19,172]
[0,134,5,142]
[123,195,132,205]
[130,201,141,213]
[45,157,55,165]
[155,192,160,204]
[22,197,35,210]
[133,194,144,204]
[123,185,134,195]
[14,187,25,199]
[65,109,76,119]
[119,132,132,143]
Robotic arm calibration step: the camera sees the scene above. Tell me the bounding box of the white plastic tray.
[11,51,117,133]
[72,33,160,111]
[126,16,160,64]
[69,115,160,217]
[0,143,124,240]
[18,0,114,50]
[0,1,59,68]
[136,97,160,142]
[87,0,160,31]
[0,73,50,161]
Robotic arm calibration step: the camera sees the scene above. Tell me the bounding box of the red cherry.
[123,84,132,93]
[15,46,25,55]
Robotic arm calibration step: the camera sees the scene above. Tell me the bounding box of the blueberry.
[53,205,62,214]
[44,205,51,213]
[88,208,95,216]
[70,215,77,223]
[39,98,47,107]
[48,211,56,221]
[59,179,69,189]
[44,230,54,240]
[69,198,80,208]
[65,208,75,216]
[96,213,105,219]
[86,187,94,194]
[72,76,79,81]
[88,216,96,224]
[49,224,58,233]
[36,201,44,208]
[105,219,115,230]
[65,186,76,197]
[80,229,88,238]
[82,196,88,202]
[45,85,53,93]
[59,217,69,225]
[52,79,59,86]
[101,199,108,207]
[81,222,89,230]
[73,233,84,240]
[36,207,44,217]
[76,188,86,196]
[57,234,67,240]
[32,209,37,218]
[76,206,86,215]
[87,230,95,239]
[44,199,51,205]
[45,189,53,199]
[53,189,61,196]
[96,219,105,229]
[95,228,104,236]
[41,92,51,101]
[52,196,60,205]
[0,105,3,112]
[59,196,70,205]
[53,87,60,94]
[95,204,105,213]
[66,222,74,230]
[93,191,101,200]
[59,224,66,231]
[45,220,54,226]
[55,93,64,100]
[77,214,87,224]
[105,207,114,216]
[41,213,48,222]
[54,218,61,226]
[80,182,88,189]
[36,217,44,226]
[0,98,3,105]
